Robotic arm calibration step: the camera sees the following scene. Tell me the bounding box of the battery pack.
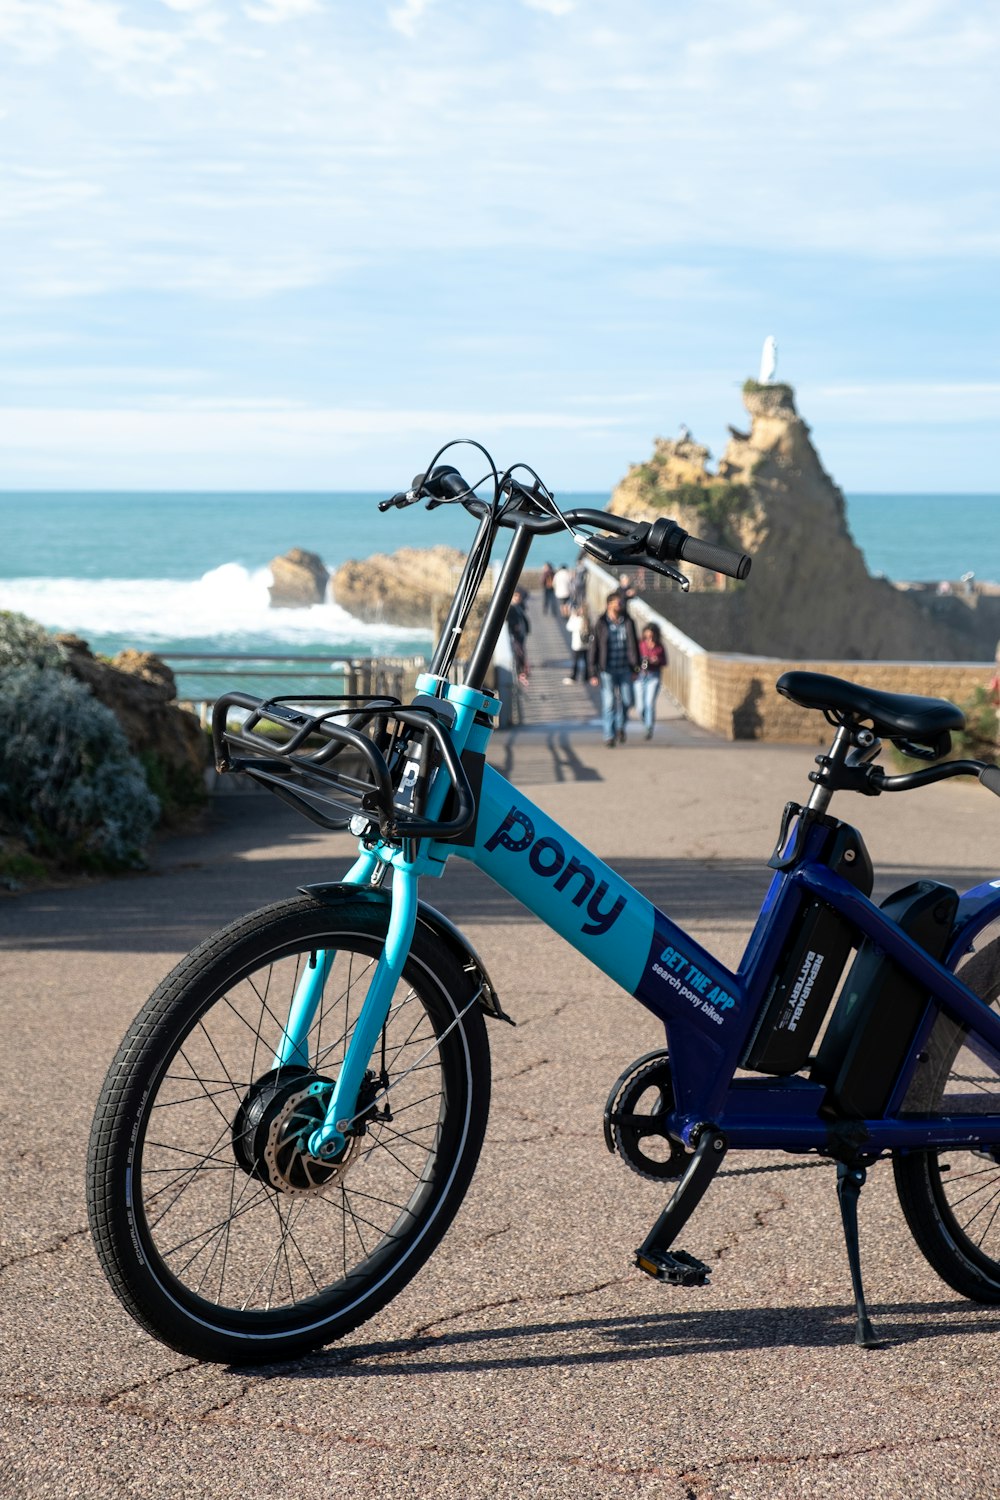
[742,901,858,1075]
[811,879,958,1118]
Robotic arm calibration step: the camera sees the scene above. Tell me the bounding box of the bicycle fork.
[271,863,419,1162]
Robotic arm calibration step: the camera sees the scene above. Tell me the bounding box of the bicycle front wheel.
[87,894,491,1363]
[894,932,1000,1302]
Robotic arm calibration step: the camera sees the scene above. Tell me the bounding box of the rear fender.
[299,881,514,1025]
[948,880,1000,968]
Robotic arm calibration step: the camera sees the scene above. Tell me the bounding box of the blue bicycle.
[87,446,1000,1363]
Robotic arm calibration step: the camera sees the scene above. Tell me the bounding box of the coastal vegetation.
[629,468,753,540]
[0,609,206,887]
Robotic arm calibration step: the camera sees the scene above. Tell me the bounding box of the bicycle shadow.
[490,728,603,785]
[234,1299,1000,1377]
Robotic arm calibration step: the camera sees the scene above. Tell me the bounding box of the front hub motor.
[232,1066,345,1195]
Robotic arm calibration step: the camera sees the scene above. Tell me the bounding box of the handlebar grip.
[414,465,472,503]
[981,765,1000,799]
[677,534,752,580]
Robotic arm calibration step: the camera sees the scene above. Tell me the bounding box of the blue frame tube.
[307,867,419,1158]
[272,849,381,1070]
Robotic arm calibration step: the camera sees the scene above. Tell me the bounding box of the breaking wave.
[0,563,432,651]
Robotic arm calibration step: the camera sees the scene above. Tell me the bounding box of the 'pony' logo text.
[484,806,626,937]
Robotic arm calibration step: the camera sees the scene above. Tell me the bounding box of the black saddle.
[776,671,965,752]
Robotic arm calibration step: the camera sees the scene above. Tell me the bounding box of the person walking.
[507,588,531,684]
[563,603,591,684]
[570,559,588,610]
[540,561,556,616]
[589,590,639,746]
[637,621,668,740]
[553,563,573,617]
[614,572,637,609]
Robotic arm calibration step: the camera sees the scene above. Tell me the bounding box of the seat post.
[806,723,855,815]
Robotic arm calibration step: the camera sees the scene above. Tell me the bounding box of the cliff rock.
[268,548,329,608]
[332,546,468,630]
[56,635,208,792]
[610,382,1000,661]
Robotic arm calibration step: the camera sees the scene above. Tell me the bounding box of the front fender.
[948,879,1000,967]
[299,882,514,1025]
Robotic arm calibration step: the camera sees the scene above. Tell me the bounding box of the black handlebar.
[380,464,753,581]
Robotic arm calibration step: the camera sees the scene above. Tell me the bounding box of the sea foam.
[0,563,431,647]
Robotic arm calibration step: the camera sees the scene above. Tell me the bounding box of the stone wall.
[688,655,993,743]
[583,559,994,744]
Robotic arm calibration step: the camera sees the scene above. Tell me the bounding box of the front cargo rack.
[211,691,476,842]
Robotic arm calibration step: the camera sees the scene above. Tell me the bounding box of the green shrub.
[953,685,999,765]
[891,684,999,770]
[0,666,160,870]
[138,748,207,825]
[0,610,63,671]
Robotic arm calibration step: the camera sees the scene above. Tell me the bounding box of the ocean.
[2,490,998,699]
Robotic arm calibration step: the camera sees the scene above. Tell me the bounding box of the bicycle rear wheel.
[87,894,491,1363]
[894,932,1000,1301]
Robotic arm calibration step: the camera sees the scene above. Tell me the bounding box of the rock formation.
[609,381,1000,661]
[332,545,469,630]
[55,635,208,803]
[268,548,329,608]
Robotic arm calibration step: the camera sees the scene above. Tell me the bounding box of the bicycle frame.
[278,671,1000,1166]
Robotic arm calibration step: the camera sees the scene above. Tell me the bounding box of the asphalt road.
[4,727,1000,1499]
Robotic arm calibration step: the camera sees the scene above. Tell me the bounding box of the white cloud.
[387,0,434,38]
[812,383,1000,424]
[523,0,575,15]
[0,399,634,486]
[244,0,320,23]
[0,401,629,454]
[0,0,998,490]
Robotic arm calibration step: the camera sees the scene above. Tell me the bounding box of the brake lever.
[582,535,688,591]
[642,557,690,592]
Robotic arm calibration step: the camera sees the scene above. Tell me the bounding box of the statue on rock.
[759,335,778,385]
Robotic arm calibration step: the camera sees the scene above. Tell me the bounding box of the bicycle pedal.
[634,1247,710,1287]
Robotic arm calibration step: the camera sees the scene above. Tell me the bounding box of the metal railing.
[581,559,705,717]
[164,653,430,726]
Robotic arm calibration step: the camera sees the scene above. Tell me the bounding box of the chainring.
[603,1050,688,1182]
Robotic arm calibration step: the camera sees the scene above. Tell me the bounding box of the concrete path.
[4,709,1000,1496]
[511,589,697,745]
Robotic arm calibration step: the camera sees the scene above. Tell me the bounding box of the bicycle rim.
[88,897,490,1359]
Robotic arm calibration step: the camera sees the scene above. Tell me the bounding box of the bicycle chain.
[718,1159,833,1179]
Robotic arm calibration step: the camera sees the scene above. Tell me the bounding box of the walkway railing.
[164,653,429,725]
[582,560,706,715]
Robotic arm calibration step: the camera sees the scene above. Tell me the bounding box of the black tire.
[894,933,1000,1302]
[87,894,491,1363]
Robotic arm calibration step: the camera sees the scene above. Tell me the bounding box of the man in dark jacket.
[588,590,640,745]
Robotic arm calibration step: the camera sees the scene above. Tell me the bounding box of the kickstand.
[836,1162,879,1349]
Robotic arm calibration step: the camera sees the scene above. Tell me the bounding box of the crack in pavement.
[516,999,573,1028]
[710,1182,789,1263]
[494,1056,551,1082]
[4,1386,726,1486]
[0,1225,90,1276]
[410,1274,631,1338]
[100,1361,203,1407]
[679,1423,999,1482]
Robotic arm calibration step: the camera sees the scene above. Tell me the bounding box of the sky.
[0,0,998,493]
